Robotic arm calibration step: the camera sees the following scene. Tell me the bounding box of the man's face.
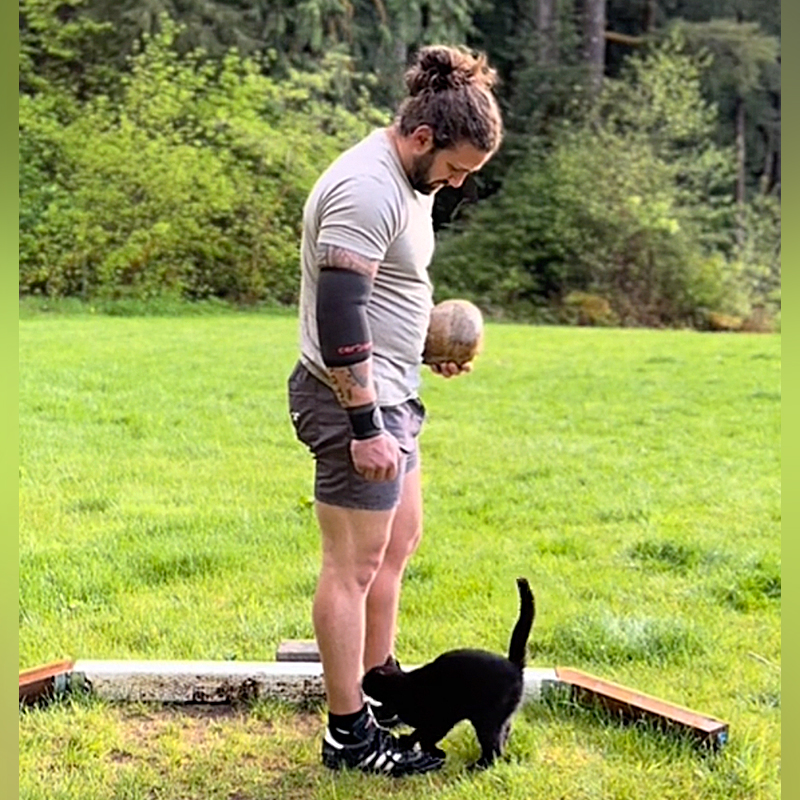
[408,140,492,195]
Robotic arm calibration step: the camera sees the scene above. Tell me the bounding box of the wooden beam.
[19,659,75,706]
[19,657,729,751]
[556,667,729,749]
[276,640,320,662]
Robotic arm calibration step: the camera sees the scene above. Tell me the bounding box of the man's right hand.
[350,433,401,482]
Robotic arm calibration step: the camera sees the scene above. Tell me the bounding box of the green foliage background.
[19,0,781,327]
[430,33,764,325]
[19,16,388,303]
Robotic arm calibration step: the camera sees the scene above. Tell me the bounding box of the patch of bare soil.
[113,703,321,770]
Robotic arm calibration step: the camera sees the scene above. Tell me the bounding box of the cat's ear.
[384,655,400,669]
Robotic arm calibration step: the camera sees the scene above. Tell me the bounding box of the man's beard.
[408,151,446,195]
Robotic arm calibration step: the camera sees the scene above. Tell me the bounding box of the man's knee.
[321,535,391,593]
[384,509,423,570]
[390,524,422,568]
[353,552,385,592]
[315,500,401,591]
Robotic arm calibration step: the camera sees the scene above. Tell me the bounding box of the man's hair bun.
[405,46,497,96]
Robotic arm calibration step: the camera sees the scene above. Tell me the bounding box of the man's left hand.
[429,361,473,379]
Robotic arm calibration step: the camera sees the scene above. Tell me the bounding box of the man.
[288,44,503,776]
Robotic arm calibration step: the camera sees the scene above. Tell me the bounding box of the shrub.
[19,18,389,303]
[560,291,619,326]
[431,34,752,326]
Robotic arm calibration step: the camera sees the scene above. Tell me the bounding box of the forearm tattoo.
[317,244,379,279]
[328,361,375,408]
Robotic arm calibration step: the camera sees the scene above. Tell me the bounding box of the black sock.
[328,704,369,745]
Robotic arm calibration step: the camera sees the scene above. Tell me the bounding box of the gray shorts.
[288,362,425,511]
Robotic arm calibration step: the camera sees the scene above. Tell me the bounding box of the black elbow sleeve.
[317,268,373,368]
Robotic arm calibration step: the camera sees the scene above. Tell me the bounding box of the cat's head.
[362,655,405,698]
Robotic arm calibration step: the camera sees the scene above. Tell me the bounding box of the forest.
[19,0,781,328]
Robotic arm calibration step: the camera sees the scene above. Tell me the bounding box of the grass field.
[19,308,780,799]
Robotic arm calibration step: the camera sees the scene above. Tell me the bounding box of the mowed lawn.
[19,312,780,800]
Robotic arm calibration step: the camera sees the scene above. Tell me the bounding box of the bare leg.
[363,466,423,672]
[313,501,397,714]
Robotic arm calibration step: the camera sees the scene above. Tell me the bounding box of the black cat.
[362,577,535,769]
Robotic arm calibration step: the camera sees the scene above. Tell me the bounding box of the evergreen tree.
[677,19,778,204]
[579,0,606,95]
[20,0,118,98]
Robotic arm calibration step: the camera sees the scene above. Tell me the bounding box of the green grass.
[19,312,780,799]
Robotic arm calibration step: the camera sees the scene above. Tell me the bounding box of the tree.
[430,34,740,325]
[678,19,778,205]
[661,0,780,36]
[537,0,558,66]
[77,0,483,105]
[19,0,117,98]
[579,0,606,96]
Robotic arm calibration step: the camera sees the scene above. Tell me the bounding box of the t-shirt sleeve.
[316,175,403,263]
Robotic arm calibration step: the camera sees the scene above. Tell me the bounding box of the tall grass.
[19,311,780,799]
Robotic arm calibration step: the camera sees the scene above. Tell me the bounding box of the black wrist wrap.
[348,402,385,440]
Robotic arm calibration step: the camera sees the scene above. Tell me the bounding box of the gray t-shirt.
[298,129,435,406]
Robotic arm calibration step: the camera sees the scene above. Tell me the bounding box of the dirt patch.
[85,703,325,797]
[114,703,321,758]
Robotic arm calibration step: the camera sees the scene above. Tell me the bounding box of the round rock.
[423,299,484,366]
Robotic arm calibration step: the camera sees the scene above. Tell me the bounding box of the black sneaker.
[322,709,443,776]
[367,698,403,730]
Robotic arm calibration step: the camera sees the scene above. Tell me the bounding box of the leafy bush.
[19,18,389,303]
[20,17,780,325]
[431,33,772,326]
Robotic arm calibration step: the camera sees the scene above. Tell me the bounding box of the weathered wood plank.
[276,640,320,662]
[24,660,728,749]
[555,667,729,749]
[19,659,75,706]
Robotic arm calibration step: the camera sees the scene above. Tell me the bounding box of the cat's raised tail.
[508,577,535,669]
